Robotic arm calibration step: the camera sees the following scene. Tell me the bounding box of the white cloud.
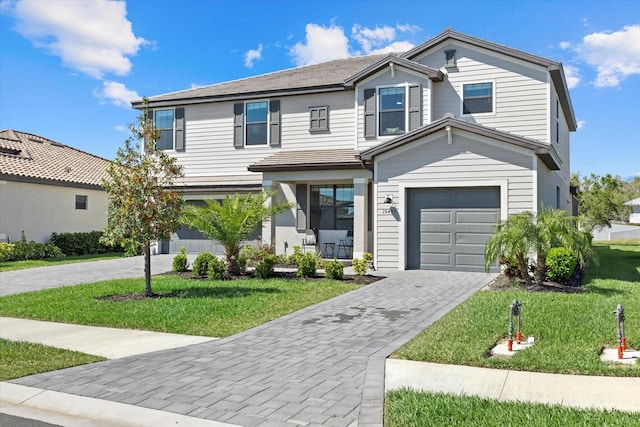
[244,44,263,68]
[114,124,128,132]
[94,81,140,108]
[7,0,146,78]
[289,22,418,66]
[563,65,581,89]
[575,25,640,88]
[289,23,350,66]
[576,120,586,130]
[559,41,571,50]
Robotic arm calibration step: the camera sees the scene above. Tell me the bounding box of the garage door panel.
[421,232,451,244]
[420,211,452,223]
[456,211,499,224]
[455,232,492,245]
[456,254,487,268]
[420,252,451,268]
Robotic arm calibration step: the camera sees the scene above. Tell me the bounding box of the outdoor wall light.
[383,195,393,205]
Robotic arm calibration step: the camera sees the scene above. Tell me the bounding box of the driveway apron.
[10,270,495,427]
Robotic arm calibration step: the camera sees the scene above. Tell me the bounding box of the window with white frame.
[154,109,174,150]
[379,87,406,136]
[462,82,493,114]
[246,101,268,145]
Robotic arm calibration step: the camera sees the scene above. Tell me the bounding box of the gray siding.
[415,42,549,142]
[172,92,356,178]
[374,130,534,270]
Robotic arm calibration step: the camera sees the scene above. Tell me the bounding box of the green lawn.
[0,339,105,381]
[0,252,125,272]
[0,276,359,337]
[385,388,639,426]
[393,241,640,377]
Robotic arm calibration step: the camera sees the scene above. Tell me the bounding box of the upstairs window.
[75,195,87,210]
[462,82,493,114]
[234,100,280,147]
[379,87,406,136]
[154,109,174,150]
[246,101,268,145]
[309,106,329,132]
[153,108,185,151]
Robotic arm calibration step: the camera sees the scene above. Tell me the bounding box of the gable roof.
[358,116,560,170]
[343,54,444,86]
[401,29,577,131]
[0,129,111,189]
[624,197,640,207]
[137,54,387,108]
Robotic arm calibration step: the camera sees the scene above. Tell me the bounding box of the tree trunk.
[225,245,241,276]
[144,243,153,297]
[535,253,546,286]
[517,254,533,287]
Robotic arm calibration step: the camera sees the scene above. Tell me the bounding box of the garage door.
[407,187,500,271]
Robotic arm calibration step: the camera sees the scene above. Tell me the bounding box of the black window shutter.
[269,100,281,147]
[233,103,244,147]
[408,85,421,131]
[296,184,307,231]
[364,89,376,138]
[174,107,185,150]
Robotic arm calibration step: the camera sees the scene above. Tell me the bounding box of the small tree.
[101,107,184,297]
[571,173,628,231]
[180,191,292,276]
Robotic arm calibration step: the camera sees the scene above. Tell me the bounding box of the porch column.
[353,177,370,258]
[262,179,276,250]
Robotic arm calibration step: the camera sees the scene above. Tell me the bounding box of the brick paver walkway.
[12,270,495,426]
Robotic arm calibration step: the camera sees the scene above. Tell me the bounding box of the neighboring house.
[625,197,640,224]
[134,29,576,272]
[0,130,110,243]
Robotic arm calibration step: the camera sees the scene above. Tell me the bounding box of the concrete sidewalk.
[0,317,217,359]
[386,359,640,413]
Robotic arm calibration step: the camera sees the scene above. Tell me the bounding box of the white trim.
[532,157,539,214]
[460,79,496,117]
[377,83,410,138]
[397,179,508,270]
[354,88,359,150]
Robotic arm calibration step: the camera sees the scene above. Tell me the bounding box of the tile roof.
[137,54,388,107]
[0,130,111,188]
[247,149,365,172]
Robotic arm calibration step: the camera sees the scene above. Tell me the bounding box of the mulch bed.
[486,266,584,293]
[164,270,383,286]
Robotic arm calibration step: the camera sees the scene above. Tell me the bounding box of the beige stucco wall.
[0,180,108,243]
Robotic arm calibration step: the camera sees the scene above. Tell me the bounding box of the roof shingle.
[0,130,111,188]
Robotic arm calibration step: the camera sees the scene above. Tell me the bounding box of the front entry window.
[310,185,354,231]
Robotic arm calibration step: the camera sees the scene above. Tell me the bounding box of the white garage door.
[407,187,500,271]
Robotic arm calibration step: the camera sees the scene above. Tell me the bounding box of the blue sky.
[1,0,639,179]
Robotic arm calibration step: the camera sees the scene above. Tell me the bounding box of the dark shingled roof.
[248,149,365,172]
[0,130,111,188]
[136,54,388,108]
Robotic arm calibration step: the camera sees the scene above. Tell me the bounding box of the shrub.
[499,256,522,280]
[237,250,248,274]
[193,252,215,277]
[287,246,304,266]
[254,250,277,279]
[297,252,317,278]
[546,247,578,284]
[324,259,344,280]
[50,231,121,255]
[172,247,189,272]
[352,252,373,276]
[0,243,15,261]
[10,232,63,261]
[207,256,226,280]
[241,245,262,267]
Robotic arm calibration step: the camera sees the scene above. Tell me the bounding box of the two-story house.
[133,29,576,272]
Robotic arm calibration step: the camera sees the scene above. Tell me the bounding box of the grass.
[385,388,639,426]
[0,276,359,337]
[0,338,105,381]
[0,252,125,272]
[393,240,640,377]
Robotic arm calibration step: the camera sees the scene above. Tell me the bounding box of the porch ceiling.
[247,149,366,172]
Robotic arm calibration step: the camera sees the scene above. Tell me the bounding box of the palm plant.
[485,208,595,286]
[180,191,292,276]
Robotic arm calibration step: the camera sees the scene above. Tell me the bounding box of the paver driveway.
[11,270,495,426]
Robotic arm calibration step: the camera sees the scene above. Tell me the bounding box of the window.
[379,87,406,136]
[444,49,456,68]
[246,101,268,145]
[462,82,493,114]
[310,185,354,232]
[75,195,87,210]
[154,109,174,150]
[234,100,280,147]
[556,186,561,209]
[309,106,329,132]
